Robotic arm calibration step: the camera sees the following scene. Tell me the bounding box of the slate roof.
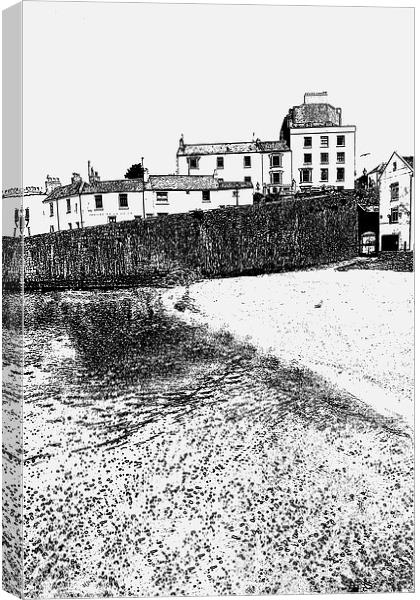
[148,175,219,190]
[217,180,254,190]
[82,179,144,194]
[43,181,84,202]
[44,179,144,202]
[147,176,253,191]
[44,175,253,200]
[367,163,386,176]
[402,156,414,169]
[178,140,289,156]
[382,152,414,175]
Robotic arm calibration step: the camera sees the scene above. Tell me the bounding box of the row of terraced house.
[3,91,414,252]
[3,91,358,237]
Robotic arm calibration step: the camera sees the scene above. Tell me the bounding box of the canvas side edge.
[2,3,24,599]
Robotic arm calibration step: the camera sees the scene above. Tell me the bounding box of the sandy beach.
[163,267,414,424]
[2,275,413,597]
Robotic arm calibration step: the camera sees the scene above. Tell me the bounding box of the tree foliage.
[125,163,145,179]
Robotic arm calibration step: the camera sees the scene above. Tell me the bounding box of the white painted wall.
[178,151,292,193]
[289,126,356,190]
[3,193,48,236]
[81,192,144,227]
[144,187,254,216]
[43,187,254,231]
[45,191,145,231]
[379,155,413,250]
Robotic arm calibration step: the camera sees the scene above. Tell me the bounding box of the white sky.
[20,1,414,189]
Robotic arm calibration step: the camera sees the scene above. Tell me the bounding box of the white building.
[145,175,253,216]
[2,176,61,236]
[176,137,292,195]
[280,92,356,191]
[378,152,414,251]
[43,170,146,232]
[43,166,254,232]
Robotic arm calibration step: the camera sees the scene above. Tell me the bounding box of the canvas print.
[2,2,414,598]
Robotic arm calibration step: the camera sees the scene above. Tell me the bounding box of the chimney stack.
[304,91,329,105]
[179,133,185,152]
[45,175,61,195]
[88,163,100,184]
[71,172,82,184]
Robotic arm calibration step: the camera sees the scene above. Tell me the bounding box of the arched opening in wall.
[381,234,399,252]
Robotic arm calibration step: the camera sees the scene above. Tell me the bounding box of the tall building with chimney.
[280,92,356,190]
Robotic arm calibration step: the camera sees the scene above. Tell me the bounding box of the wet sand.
[2,286,414,597]
[163,268,414,423]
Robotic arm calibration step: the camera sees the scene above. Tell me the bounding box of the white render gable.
[378,152,414,251]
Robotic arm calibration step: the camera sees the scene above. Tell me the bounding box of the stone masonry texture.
[3,193,358,290]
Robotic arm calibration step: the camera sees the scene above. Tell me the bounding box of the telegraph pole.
[141,156,145,220]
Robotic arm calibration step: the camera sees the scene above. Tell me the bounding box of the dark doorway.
[381,234,399,251]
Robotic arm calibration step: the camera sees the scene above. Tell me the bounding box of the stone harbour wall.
[3,193,359,290]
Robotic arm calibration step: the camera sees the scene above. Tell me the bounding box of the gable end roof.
[43,181,84,202]
[382,151,414,176]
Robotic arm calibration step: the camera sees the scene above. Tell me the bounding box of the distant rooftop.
[403,156,414,169]
[367,163,386,176]
[3,186,45,198]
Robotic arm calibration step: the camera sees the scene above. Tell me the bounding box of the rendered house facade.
[2,176,61,236]
[43,171,146,232]
[43,168,254,232]
[176,137,293,195]
[280,92,356,191]
[145,175,253,216]
[378,152,414,251]
[3,187,46,237]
